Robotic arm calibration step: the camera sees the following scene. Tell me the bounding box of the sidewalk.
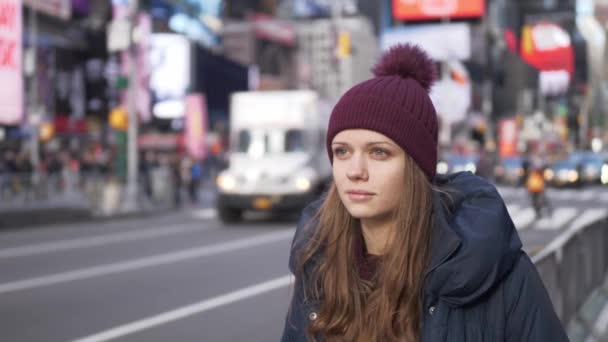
[0,183,218,230]
[569,274,608,341]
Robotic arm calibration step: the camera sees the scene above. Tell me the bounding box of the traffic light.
[109,107,128,131]
[336,31,351,58]
[39,122,55,142]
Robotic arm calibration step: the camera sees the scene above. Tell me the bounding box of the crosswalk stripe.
[578,189,595,201]
[599,192,608,202]
[506,204,521,218]
[549,190,572,200]
[511,208,536,230]
[496,187,521,198]
[535,207,578,230]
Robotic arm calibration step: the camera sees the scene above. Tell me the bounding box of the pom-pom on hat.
[326,43,439,179]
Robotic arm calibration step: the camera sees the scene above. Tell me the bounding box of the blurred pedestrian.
[189,160,203,204]
[525,156,552,219]
[1,150,18,199]
[171,154,183,207]
[16,151,33,201]
[140,151,156,201]
[281,44,567,341]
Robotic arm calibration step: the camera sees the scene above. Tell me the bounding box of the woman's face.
[331,129,406,222]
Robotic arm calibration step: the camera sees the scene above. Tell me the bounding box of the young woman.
[280,44,568,341]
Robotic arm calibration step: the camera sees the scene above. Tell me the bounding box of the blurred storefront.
[0,0,111,155]
[222,15,297,90]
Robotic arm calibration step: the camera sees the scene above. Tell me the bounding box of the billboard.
[381,23,471,61]
[184,94,208,160]
[392,0,485,21]
[0,0,23,125]
[149,34,191,119]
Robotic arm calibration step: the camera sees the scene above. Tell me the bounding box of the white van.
[216,90,332,223]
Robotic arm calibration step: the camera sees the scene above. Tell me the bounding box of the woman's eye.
[372,148,389,157]
[334,148,348,157]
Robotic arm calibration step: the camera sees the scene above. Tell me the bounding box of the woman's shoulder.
[497,251,567,339]
[499,251,548,303]
[288,196,325,273]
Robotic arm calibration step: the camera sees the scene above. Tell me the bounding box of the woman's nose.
[346,155,368,181]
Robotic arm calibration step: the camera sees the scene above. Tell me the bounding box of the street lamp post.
[28,6,40,189]
[124,0,140,211]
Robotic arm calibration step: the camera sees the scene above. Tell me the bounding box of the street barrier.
[533,215,608,324]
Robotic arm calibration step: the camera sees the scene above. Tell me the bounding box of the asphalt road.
[0,184,606,342]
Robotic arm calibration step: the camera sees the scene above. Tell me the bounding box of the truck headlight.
[437,161,448,174]
[601,165,608,184]
[217,175,237,191]
[568,170,579,183]
[295,177,311,192]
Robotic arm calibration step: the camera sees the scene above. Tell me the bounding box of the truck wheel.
[218,206,243,223]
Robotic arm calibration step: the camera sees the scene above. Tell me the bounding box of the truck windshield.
[236,129,306,155]
[236,130,252,153]
[236,130,270,156]
[285,129,305,152]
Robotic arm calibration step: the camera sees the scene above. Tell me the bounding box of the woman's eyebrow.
[366,141,393,147]
[331,141,394,147]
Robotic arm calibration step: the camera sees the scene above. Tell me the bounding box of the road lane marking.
[0,230,294,295]
[510,207,536,230]
[71,274,294,342]
[0,223,216,259]
[535,207,577,230]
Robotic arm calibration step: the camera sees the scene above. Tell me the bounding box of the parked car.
[437,153,479,175]
[544,153,585,188]
[576,152,608,184]
[495,156,525,186]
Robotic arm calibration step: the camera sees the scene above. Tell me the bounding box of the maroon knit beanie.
[326,44,439,180]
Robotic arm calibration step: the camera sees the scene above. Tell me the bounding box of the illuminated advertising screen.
[393,0,485,21]
[0,0,23,125]
[149,34,191,120]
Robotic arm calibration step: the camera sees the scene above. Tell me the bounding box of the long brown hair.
[296,154,435,341]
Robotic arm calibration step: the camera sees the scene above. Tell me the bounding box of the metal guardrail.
[533,213,608,324]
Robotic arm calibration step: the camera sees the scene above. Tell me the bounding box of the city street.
[0,184,607,342]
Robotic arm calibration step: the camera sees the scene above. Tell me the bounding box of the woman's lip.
[346,190,375,195]
[346,191,375,201]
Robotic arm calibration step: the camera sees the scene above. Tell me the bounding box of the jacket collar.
[426,189,461,276]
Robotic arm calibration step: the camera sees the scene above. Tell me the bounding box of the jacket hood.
[288,172,522,308]
[426,172,522,307]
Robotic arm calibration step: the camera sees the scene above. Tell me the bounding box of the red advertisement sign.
[393,0,485,20]
[520,22,574,76]
[498,118,518,158]
[0,0,22,125]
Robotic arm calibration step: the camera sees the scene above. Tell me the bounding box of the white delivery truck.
[216,90,332,223]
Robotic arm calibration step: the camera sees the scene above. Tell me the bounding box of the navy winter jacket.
[281,172,568,341]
